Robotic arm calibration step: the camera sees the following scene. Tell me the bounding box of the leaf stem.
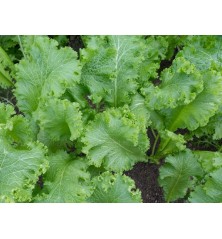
[17,35,26,58]
[218,145,222,152]
[151,128,157,138]
[151,134,159,156]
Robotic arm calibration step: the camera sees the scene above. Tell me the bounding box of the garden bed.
[1,35,222,203]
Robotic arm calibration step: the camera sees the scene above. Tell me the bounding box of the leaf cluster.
[1,35,222,202]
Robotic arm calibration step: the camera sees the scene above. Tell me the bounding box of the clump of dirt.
[125,162,165,203]
[186,136,219,152]
[69,35,84,57]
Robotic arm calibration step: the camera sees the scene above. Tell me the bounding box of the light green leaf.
[164,71,222,131]
[156,130,186,158]
[40,151,92,202]
[204,168,222,202]
[190,168,222,203]
[81,35,145,107]
[0,103,33,144]
[159,150,203,202]
[189,186,215,203]
[193,150,222,172]
[35,98,83,142]
[0,139,48,202]
[142,57,203,110]
[0,102,15,124]
[15,36,81,115]
[163,36,187,59]
[139,36,168,82]
[0,47,14,88]
[63,84,89,109]
[189,151,222,203]
[82,107,149,172]
[129,94,150,127]
[179,36,222,71]
[87,172,142,203]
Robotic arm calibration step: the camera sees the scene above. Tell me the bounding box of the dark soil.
[125,162,165,203]
[69,36,84,57]
[186,137,218,152]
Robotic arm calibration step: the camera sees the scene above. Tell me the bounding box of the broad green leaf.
[179,36,222,71]
[163,36,187,60]
[190,168,222,203]
[0,103,33,144]
[204,168,222,202]
[6,115,34,145]
[15,36,81,115]
[0,46,15,88]
[0,139,48,202]
[129,94,150,127]
[164,71,222,131]
[40,151,92,202]
[201,112,222,140]
[0,36,18,51]
[212,115,222,140]
[189,186,215,203]
[191,104,222,140]
[34,98,83,142]
[63,84,89,109]
[0,102,15,124]
[87,172,142,203]
[193,151,222,172]
[81,35,145,107]
[142,57,203,110]
[53,35,69,47]
[156,130,186,158]
[189,151,222,203]
[139,36,168,82]
[82,107,149,172]
[159,150,203,202]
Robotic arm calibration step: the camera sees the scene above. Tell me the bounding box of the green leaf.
[87,172,142,203]
[139,36,168,82]
[203,168,222,202]
[191,104,222,140]
[193,150,222,172]
[0,36,18,51]
[0,102,15,124]
[142,57,203,110]
[0,103,33,145]
[164,71,222,131]
[53,35,69,47]
[188,151,222,203]
[189,186,215,203]
[156,130,186,158]
[81,35,145,107]
[190,168,222,203]
[0,139,48,202]
[6,115,34,145]
[0,46,15,88]
[204,111,222,140]
[179,36,222,71]
[163,36,187,60]
[63,83,89,109]
[15,36,81,115]
[82,107,149,172]
[159,150,203,202]
[0,68,12,89]
[129,93,150,127]
[35,98,83,142]
[40,151,92,202]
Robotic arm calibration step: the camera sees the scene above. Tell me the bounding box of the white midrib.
[114,37,120,107]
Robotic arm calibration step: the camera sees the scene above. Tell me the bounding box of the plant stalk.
[17,35,26,58]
